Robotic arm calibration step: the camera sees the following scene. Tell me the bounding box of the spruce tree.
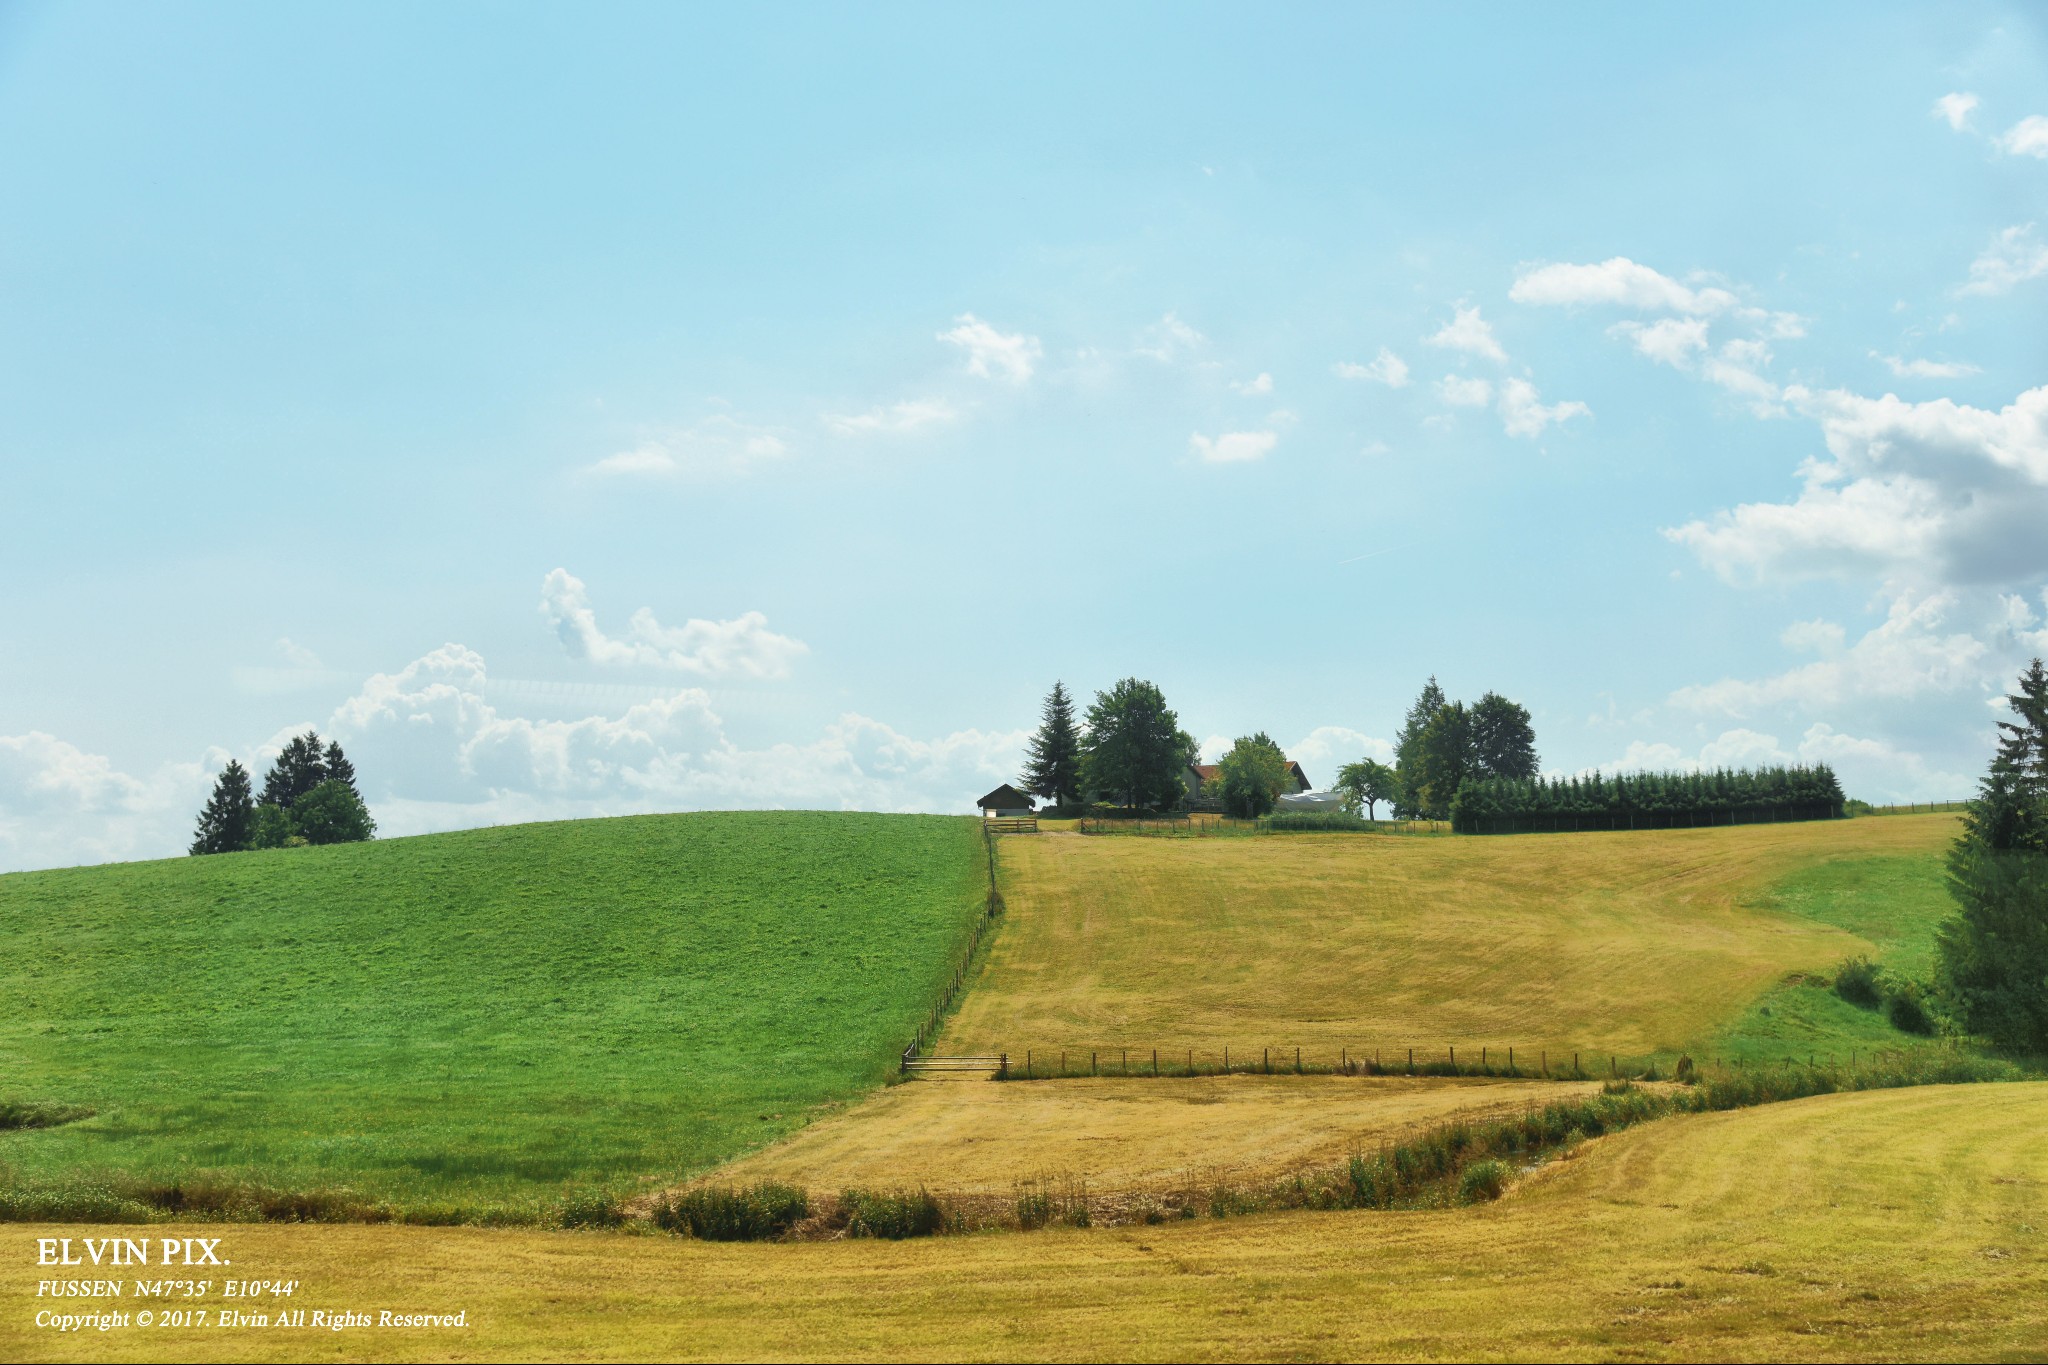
[1020,682,1083,809]
[1936,658,2048,1051]
[260,730,329,810]
[190,760,258,855]
[323,740,359,797]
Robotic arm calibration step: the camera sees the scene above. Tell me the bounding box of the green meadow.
[0,812,985,1217]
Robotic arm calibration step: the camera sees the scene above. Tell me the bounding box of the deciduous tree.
[1080,678,1197,811]
[1335,758,1399,821]
[1216,732,1289,818]
[1469,692,1539,780]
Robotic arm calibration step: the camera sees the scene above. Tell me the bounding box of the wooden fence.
[899,825,1006,1071]
[1860,800,1969,816]
[981,1041,1925,1081]
[982,817,1038,833]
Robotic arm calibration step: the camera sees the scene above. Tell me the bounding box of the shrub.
[1457,1160,1509,1203]
[653,1183,809,1241]
[1259,811,1373,832]
[1834,956,1883,1009]
[839,1187,944,1239]
[1886,986,1936,1036]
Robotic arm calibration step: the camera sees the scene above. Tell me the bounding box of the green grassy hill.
[0,811,985,1217]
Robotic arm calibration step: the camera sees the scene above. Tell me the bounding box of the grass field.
[942,815,1962,1064]
[0,812,985,1217]
[9,1081,2043,1362]
[699,1073,1603,1199]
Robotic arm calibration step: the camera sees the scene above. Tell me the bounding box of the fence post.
[999,1053,1008,1080]
[1092,1050,1098,1077]
[1408,1047,1413,1075]
[1450,1045,1455,1071]
[1263,1047,1270,1075]
[1224,1046,1230,1074]
[1153,1048,1158,1077]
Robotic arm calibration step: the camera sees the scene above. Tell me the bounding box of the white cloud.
[1609,316,1710,368]
[1497,377,1590,438]
[1333,349,1411,388]
[1136,312,1205,361]
[1581,722,1970,802]
[1668,381,2048,588]
[1285,726,1394,773]
[1188,429,1279,464]
[1959,224,2048,295]
[1229,372,1275,396]
[539,569,808,680]
[824,398,958,436]
[583,416,789,479]
[937,313,1042,383]
[1933,91,1980,132]
[1511,258,1740,315]
[1998,114,2048,158]
[0,731,218,872]
[1437,375,1493,407]
[328,644,1028,829]
[1425,305,1508,363]
[1668,592,1992,715]
[1873,352,1981,380]
[1779,618,1847,655]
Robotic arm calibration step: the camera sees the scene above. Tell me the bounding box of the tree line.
[1449,765,1846,834]
[190,730,376,854]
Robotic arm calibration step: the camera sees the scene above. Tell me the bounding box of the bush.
[1259,811,1373,832]
[1886,987,1937,1036]
[653,1183,809,1241]
[1834,956,1884,1009]
[1457,1160,1509,1203]
[839,1187,944,1239]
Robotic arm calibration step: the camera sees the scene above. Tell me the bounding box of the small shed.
[977,783,1037,819]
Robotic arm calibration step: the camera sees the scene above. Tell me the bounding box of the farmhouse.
[976,783,1038,819]
[1185,759,1312,806]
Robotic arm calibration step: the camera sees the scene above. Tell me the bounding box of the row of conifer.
[1449,764,1846,834]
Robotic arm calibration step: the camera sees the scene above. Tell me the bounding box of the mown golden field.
[943,817,1957,1059]
[10,1083,2044,1363]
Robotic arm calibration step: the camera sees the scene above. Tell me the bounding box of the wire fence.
[900,826,1005,1067]
[1858,800,1969,816]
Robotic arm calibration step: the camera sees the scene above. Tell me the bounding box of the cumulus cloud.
[1333,349,1411,388]
[1425,305,1508,363]
[0,732,217,872]
[1610,316,1710,368]
[937,313,1042,383]
[1437,375,1493,407]
[1999,114,2048,158]
[539,569,808,679]
[1873,352,1980,380]
[1285,726,1395,772]
[1933,91,1980,132]
[824,398,958,436]
[1189,429,1279,463]
[1668,592,1992,715]
[1496,378,1590,438]
[1229,373,1275,396]
[1665,383,2048,587]
[1511,258,1740,315]
[1958,224,2048,296]
[1136,312,1205,361]
[1578,722,1970,801]
[328,644,1028,829]
[582,416,788,479]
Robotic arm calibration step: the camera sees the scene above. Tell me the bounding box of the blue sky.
[3,2,2046,869]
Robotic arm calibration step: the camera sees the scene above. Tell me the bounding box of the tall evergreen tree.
[1020,681,1083,809]
[1408,702,1472,820]
[1469,691,1540,780]
[1080,678,1197,811]
[1937,658,2048,1051]
[323,740,359,797]
[1392,676,1447,817]
[260,730,328,810]
[190,760,257,855]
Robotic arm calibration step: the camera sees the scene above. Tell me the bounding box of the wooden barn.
[976,783,1038,819]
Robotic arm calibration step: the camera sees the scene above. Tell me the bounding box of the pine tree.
[260,730,328,810]
[1020,682,1083,809]
[190,760,258,855]
[1936,658,2048,1051]
[323,740,359,797]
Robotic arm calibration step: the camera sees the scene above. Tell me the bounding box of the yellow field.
[701,1074,1602,1198]
[944,816,1958,1058]
[10,1082,2044,1363]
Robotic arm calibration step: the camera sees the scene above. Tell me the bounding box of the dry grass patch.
[8,1081,2045,1363]
[695,1073,1603,1198]
[945,815,1958,1057]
